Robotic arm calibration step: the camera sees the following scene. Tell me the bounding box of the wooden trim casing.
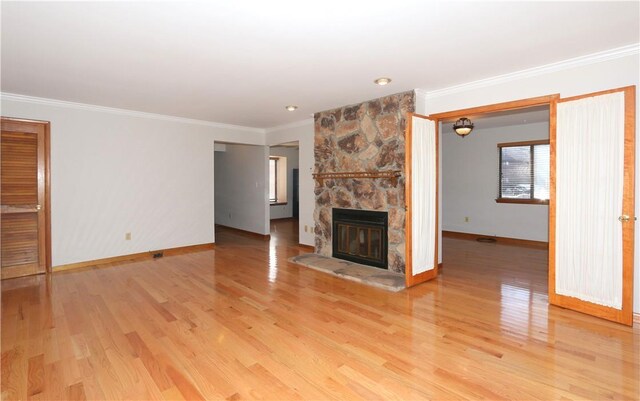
[405,113,439,287]
[404,113,414,285]
[495,198,549,205]
[428,94,560,121]
[53,243,215,273]
[497,139,550,148]
[622,86,636,326]
[548,95,559,316]
[548,85,635,326]
[45,121,51,272]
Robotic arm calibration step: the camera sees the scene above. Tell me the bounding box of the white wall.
[269,146,299,220]
[442,121,549,242]
[416,52,640,312]
[214,143,270,235]
[265,120,315,246]
[1,96,264,267]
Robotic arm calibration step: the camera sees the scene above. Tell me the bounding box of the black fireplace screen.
[332,208,388,269]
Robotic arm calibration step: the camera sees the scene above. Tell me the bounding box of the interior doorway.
[269,141,299,225]
[438,105,552,317]
[426,88,635,326]
[440,105,551,247]
[213,141,271,242]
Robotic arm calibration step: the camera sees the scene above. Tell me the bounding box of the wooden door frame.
[427,95,559,280]
[405,113,439,287]
[427,94,560,121]
[427,89,636,326]
[1,117,52,273]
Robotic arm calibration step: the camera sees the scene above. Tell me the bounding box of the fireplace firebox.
[332,208,388,269]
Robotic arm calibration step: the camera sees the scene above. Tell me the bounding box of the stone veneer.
[313,90,415,273]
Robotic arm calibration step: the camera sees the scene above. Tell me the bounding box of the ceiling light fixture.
[285,105,298,111]
[453,117,474,137]
[374,77,392,86]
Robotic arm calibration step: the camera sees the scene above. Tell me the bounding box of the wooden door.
[405,113,439,287]
[549,86,635,325]
[1,118,50,279]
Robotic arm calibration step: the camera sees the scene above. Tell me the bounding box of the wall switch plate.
[125,232,131,240]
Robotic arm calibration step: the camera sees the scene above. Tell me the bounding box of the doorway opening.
[269,141,299,241]
[213,141,271,244]
[439,105,551,310]
[424,87,635,326]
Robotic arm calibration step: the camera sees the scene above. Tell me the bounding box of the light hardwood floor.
[2,220,638,400]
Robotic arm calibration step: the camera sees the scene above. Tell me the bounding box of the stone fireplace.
[313,90,415,273]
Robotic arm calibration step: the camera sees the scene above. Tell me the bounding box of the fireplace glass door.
[336,224,383,262]
[332,208,387,268]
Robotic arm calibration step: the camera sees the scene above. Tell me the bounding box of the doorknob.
[36,204,42,211]
[618,215,631,222]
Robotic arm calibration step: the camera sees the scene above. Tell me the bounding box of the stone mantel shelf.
[313,170,401,186]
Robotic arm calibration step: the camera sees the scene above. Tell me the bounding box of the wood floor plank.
[1,220,639,400]
[66,381,87,401]
[26,354,44,397]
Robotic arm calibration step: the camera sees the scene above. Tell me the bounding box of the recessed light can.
[374,77,392,85]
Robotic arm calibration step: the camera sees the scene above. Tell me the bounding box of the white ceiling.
[1,1,638,129]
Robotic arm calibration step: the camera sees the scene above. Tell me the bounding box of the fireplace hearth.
[332,208,388,269]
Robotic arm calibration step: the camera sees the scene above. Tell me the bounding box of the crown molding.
[0,92,265,134]
[420,43,639,100]
[264,118,314,133]
[414,88,429,99]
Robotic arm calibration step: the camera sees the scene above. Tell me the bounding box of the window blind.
[499,141,549,201]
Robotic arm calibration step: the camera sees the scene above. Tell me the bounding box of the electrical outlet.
[228,212,232,219]
[304,225,308,232]
[464,217,469,223]
[125,232,131,240]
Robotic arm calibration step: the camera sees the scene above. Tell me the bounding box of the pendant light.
[453,117,474,137]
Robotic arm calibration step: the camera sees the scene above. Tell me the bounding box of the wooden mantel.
[312,170,402,185]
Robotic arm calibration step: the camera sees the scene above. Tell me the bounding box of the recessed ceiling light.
[285,105,298,111]
[374,77,392,86]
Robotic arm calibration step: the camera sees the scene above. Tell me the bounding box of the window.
[269,156,287,204]
[269,158,278,202]
[497,140,549,204]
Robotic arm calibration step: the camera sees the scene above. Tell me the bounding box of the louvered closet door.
[1,119,48,279]
[550,86,635,325]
